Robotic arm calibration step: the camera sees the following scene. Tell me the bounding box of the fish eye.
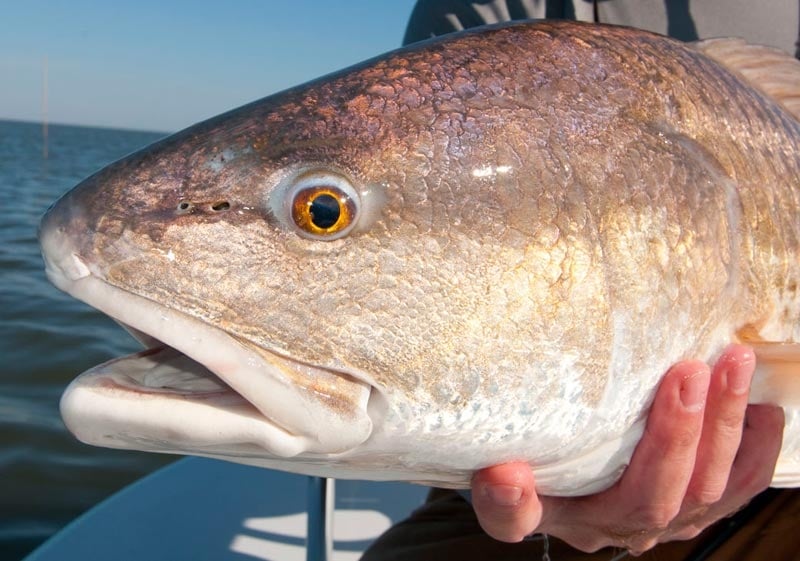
[287,172,360,240]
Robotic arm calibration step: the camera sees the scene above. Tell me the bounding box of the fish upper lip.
[42,251,91,284]
[39,215,92,285]
[39,184,96,284]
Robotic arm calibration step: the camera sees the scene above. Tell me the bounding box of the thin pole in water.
[306,476,334,561]
[42,56,48,160]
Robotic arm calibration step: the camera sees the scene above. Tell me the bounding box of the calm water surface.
[0,120,175,560]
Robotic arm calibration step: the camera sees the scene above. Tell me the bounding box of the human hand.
[470,345,785,554]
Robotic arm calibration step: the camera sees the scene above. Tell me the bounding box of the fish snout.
[39,181,95,290]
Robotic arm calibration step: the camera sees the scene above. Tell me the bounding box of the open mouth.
[41,239,375,459]
[88,343,240,399]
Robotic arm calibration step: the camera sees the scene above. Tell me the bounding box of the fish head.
[40,23,626,479]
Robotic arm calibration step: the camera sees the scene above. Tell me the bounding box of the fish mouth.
[40,232,374,460]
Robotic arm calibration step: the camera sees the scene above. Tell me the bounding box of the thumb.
[471,462,542,542]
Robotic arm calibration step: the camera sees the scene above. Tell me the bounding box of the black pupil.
[309,193,341,229]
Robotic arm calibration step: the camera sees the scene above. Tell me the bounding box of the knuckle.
[715,412,748,441]
[669,525,704,541]
[687,483,726,507]
[654,422,701,452]
[672,426,702,450]
[601,525,660,552]
[629,504,678,530]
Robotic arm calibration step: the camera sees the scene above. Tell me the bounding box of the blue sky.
[1,1,419,132]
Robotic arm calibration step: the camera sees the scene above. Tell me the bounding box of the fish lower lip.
[53,273,374,455]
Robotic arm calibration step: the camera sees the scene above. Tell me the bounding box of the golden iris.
[291,186,356,236]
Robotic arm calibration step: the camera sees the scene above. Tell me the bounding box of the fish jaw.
[59,346,321,459]
[40,203,374,459]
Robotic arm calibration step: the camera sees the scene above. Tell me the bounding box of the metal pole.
[306,477,334,561]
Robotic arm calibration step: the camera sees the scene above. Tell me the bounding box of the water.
[0,120,176,560]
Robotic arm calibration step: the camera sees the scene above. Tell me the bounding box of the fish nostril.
[176,201,230,213]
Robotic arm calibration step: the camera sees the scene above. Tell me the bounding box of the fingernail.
[680,370,708,413]
[484,484,523,506]
[725,361,751,396]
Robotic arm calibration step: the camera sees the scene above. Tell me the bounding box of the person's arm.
[470,345,786,554]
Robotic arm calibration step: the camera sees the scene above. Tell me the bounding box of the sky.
[1,0,419,132]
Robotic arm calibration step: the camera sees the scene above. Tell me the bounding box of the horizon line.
[0,116,173,136]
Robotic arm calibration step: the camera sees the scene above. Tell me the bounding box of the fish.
[39,20,800,496]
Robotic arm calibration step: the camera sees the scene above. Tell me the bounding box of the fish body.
[40,21,800,495]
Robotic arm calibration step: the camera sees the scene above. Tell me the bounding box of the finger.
[724,404,785,505]
[471,462,542,542]
[669,404,785,541]
[685,345,755,505]
[616,361,711,529]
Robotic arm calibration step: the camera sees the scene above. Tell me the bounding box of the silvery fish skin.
[40,21,800,495]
